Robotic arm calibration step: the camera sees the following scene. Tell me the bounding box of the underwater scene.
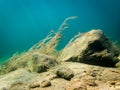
[0,0,120,90]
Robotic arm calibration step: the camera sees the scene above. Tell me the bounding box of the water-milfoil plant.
[29,16,78,56]
[0,16,78,74]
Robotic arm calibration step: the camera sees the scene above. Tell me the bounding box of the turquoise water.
[0,0,120,63]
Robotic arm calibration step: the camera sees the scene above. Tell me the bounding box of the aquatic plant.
[29,16,78,56]
[0,16,78,75]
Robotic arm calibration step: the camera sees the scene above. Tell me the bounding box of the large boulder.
[58,30,119,67]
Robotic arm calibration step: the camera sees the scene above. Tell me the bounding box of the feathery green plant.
[29,16,78,55]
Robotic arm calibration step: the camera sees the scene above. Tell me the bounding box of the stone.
[27,53,57,73]
[56,67,74,80]
[29,83,40,89]
[116,61,120,68]
[58,30,119,67]
[0,68,35,90]
[66,80,87,90]
[40,80,51,88]
[0,62,120,90]
[116,55,120,68]
[0,51,57,75]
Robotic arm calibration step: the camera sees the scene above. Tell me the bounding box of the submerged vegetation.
[29,16,78,55]
[0,16,78,74]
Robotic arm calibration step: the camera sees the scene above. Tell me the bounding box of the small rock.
[27,53,57,73]
[40,80,51,88]
[29,83,40,88]
[116,61,120,68]
[56,67,74,80]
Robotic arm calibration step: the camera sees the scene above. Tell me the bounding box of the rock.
[27,53,57,73]
[55,62,120,81]
[116,55,120,68]
[116,61,120,68]
[0,51,57,75]
[0,62,120,90]
[66,78,97,90]
[29,82,40,89]
[66,79,87,90]
[62,62,120,90]
[56,67,74,80]
[0,68,36,90]
[9,82,28,90]
[99,68,120,81]
[40,80,51,88]
[58,30,119,67]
